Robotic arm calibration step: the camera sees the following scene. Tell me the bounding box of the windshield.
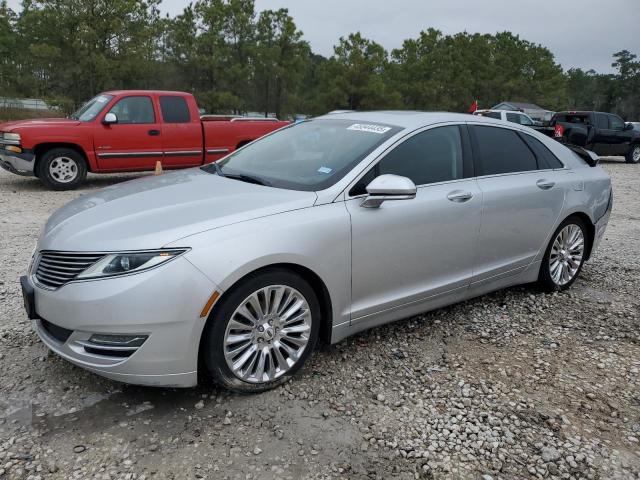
[70,94,113,121]
[202,119,401,191]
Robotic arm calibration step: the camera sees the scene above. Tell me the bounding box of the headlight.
[76,249,188,280]
[3,132,21,142]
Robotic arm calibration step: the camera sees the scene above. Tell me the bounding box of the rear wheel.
[625,144,640,164]
[36,147,87,190]
[538,217,588,292]
[202,269,320,393]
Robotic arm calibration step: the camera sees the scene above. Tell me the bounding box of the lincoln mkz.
[21,112,612,392]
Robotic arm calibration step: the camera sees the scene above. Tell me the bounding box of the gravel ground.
[0,161,639,480]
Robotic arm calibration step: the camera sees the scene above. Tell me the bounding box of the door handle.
[446,190,473,202]
[536,179,555,190]
[148,129,160,136]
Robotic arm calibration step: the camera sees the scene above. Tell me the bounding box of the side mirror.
[360,174,416,208]
[625,123,634,131]
[103,112,118,125]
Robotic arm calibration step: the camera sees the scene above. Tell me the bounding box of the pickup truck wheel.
[37,148,87,190]
[626,144,640,164]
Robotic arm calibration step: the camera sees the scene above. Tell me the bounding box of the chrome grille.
[35,251,104,289]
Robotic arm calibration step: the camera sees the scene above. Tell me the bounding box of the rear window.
[471,126,538,175]
[554,113,590,125]
[477,111,501,120]
[160,96,191,123]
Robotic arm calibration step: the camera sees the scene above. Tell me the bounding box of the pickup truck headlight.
[76,249,188,280]
[3,132,21,142]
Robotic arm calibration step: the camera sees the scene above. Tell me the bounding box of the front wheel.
[538,217,588,292]
[625,144,640,164]
[202,269,320,393]
[36,147,87,190]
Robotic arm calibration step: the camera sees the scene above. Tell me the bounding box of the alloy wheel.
[223,285,312,384]
[49,156,79,183]
[549,224,585,286]
[633,146,640,163]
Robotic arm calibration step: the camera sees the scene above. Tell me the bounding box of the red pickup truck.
[0,90,289,189]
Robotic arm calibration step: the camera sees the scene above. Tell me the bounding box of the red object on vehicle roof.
[0,90,289,190]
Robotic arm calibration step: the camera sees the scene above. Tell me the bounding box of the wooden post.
[154,160,163,175]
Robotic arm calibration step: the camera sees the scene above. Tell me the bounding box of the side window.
[506,112,520,124]
[472,126,537,175]
[160,96,191,123]
[520,134,564,169]
[349,126,464,196]
[108,96,155,124]
[519,114,533,126]
[595,113,609,129]
[609,115,624,131]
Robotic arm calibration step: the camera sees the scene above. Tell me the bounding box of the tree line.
[0,0,638,120]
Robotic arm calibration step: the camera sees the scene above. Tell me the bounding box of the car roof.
[102,90,192,97]
[316,111,498,129]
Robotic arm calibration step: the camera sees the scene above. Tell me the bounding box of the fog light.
[88,334,148,348]
[5,145,22,153]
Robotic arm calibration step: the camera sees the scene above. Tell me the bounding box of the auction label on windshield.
[347,123,391,134]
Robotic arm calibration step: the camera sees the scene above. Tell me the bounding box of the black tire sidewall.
[37,148,87,190]
[202,269,321,393]
[538,216,588,292]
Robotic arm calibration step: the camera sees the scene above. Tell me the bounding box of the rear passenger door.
[469,125,565,285]
[159,95,203,167]
[593,113,615,155]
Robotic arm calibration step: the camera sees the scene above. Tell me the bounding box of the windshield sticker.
[317,166,333,174]
[347,123,392,134]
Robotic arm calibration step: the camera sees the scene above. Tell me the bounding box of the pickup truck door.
[94,95,163,170]
[592,113,618,156]
[158,95,203,167]
[607,114,633,156]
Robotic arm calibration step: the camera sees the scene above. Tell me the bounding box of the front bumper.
[0,148,35,176]
[28,256,219,387]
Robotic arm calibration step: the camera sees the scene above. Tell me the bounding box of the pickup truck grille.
[35,251,104,289]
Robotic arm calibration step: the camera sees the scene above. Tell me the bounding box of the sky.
[7,0,639,73]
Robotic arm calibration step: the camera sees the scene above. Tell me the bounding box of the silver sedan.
[21,112,612,392]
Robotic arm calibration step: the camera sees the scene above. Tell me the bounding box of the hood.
[39,168,317,252]
[0,118,81,131]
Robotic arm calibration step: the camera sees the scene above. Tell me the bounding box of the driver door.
[345,125,481,324]
[94,95,163,171]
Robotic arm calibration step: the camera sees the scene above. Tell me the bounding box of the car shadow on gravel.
[2,172,149,192]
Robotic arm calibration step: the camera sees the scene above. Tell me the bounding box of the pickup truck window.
[160,96,191,123]
[108,96,155,124]
[595,113,609,129]
[205,119,401,191]
[608,115,624,131]
[70,94,113,122]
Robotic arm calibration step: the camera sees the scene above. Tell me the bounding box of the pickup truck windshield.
[202,119,401,191]
[70,94,113,122]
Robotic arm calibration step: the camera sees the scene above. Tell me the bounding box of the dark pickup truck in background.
[541,111,640,164]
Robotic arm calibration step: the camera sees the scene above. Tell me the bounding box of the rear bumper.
[0,149,35,176]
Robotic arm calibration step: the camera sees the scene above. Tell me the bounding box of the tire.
[36,147,87,190]
[538,216,589,292]
[625,144,640,164]
[202,268,320,393]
